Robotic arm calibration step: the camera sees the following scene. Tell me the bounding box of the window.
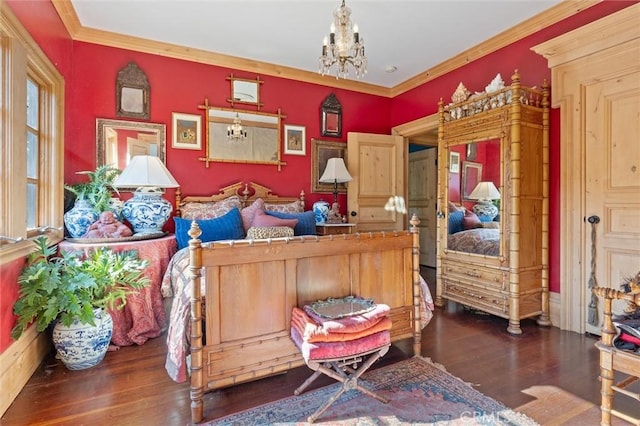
[0,5,64,263]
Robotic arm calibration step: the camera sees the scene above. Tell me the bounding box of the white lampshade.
[469,181,500,201]
[113,155,179,235]
[113,155,179,189]
[319,158,352,184]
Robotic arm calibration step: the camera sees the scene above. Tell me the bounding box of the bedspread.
[448,228,500,256]
[161,247,434,383]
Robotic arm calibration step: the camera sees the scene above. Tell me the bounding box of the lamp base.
[471,201,498,222]
[122,188,172,234]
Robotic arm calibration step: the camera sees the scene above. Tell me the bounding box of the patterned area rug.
[207,357,539,425]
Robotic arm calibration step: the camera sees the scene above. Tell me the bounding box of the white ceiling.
[70,0,562,88]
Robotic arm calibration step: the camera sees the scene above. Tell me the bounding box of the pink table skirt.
[58,235,177,346]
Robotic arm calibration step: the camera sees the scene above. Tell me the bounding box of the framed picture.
[284,125,306,155]
[449,151,460,173]
[172,112,202,150]
[312,139,347,193]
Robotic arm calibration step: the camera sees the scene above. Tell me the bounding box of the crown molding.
[51,0,601,98]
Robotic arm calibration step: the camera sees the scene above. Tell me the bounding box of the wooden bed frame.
[174,181,305,215]
[175,182,422,423]
[592,286,640,426]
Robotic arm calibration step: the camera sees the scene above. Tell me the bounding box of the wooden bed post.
[410,213,421,357]
[188,222,204,424]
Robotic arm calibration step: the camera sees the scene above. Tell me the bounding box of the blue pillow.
[174,208,245,250]
[265,210,317,236]
[448,210,464,234]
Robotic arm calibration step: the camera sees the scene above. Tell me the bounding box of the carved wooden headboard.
[174,181,306,217]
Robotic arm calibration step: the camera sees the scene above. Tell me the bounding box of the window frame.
[1,4,65,263]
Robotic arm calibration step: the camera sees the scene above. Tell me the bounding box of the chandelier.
[227,112,247,142]
[319,0,367,79]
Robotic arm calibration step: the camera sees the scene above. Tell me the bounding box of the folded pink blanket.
[292,307,392,343]
[291,326,390,361]
[301,302,390,334]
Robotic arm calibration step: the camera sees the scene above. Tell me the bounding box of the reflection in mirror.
[447,139,501,257]
[206,107,281,165]
[96,119,166,170]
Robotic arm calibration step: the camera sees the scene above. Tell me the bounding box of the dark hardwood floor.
[2,268,635,425]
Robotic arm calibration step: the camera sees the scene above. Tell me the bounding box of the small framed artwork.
[449,151,460,173]
[284,125,306,155]
[172,112,202,150]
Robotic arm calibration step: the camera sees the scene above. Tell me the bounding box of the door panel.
[409,148,437,267]
[585,75,640,334]
[347,133,404,232]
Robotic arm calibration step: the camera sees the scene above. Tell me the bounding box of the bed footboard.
[188,215,421,423]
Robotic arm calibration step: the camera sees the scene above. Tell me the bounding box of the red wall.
[3,0,636,352]
[66,42,391,215]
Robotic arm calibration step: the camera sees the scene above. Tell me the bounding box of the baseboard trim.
[0,327,50,416]
[549,291,561,329]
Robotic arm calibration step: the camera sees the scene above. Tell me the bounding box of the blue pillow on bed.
[174,207,245,250]
[265,210,316,235]
[448,210,464,234]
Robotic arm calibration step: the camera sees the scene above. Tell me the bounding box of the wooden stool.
[293,335,390,423]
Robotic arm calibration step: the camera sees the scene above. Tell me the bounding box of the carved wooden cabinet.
[435,70,551,334]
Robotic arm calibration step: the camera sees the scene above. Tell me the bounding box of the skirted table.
[58,234,177,346]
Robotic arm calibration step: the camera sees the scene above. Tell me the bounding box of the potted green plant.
[64,165,122,238]
[11,236,149,370]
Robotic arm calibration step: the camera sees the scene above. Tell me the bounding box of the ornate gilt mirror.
[321,93,342,137]
[96,118,166,169]
[116,62,150,120]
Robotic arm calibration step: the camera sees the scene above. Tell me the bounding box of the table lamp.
[319,158,352,223]
[469,181,500,221]
[113,155,179,234]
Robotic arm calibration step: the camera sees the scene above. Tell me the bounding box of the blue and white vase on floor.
[52,308,113,370]
[64,199,99,238]
[313,200,330,224]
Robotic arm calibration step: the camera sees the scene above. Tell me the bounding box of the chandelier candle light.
[113,155,180,235]
[227,112,247,142]
[319,0,367,79]
[469,181,501,221]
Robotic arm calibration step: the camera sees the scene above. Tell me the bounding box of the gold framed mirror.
[199,104,285,170]
[96,118,166,170]
[462,161,483,200]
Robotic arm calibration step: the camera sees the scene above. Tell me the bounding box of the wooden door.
[409,148,437,266]
[347,132,404,232]
[584,73,640,335]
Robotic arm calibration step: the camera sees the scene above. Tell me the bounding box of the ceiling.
[68,0,564,89]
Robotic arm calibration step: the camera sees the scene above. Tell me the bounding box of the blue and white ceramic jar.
[64,199,99,238]
[52,308,113,370]
[313,200,330,224]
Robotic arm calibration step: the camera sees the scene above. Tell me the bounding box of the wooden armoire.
[435,70,551,334]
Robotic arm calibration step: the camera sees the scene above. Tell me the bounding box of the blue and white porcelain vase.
[313,200,330,224]
[121,188,172,234]
[52,308,113,370]
[64,199,99,238]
